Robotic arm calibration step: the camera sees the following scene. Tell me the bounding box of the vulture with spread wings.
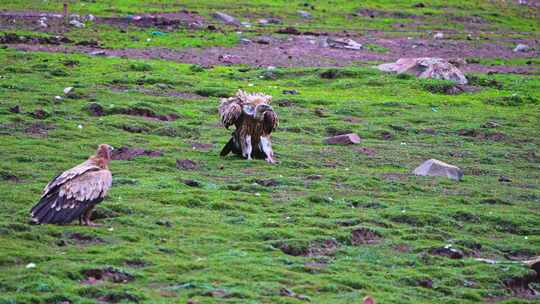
[219,90,278,163]
[30,144,114,226]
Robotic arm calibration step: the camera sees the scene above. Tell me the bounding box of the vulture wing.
[219,98,243,129]
[31,168,112,224]
[262,110,278,134]
[42,160,101,196]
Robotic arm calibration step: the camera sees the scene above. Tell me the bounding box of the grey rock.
[434,32,444,39]
[326,37,363,50]
[69,19,85,28]
[211,11,241,26]
[377,58,468,84]
[413,159,463,181]
[513,43,529,52]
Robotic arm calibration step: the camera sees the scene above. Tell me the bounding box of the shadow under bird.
[30,144,114,226]
[219,90,278,163]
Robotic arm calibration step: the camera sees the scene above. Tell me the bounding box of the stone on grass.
[513,44,529,52]
[326,37,363,50]
[324,133,361,145]
[211,12,241,26]
[413,159,463,181]
[69,19,85,28]
[377,58,468,84]
[298,10,312,18]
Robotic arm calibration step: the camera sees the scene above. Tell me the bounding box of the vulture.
[219,90,278,163]
[30,144,114,226]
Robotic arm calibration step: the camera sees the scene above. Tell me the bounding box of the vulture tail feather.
[220,137,235,157]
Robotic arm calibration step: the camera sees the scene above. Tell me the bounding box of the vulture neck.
[90,151,111,169]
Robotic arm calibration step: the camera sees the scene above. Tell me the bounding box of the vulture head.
[95,144,114,165]
[237,90,273,121]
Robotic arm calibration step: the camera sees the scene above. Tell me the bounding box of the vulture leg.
[241,135,253,160]
[82,205,100,227]
[260,136,276,164]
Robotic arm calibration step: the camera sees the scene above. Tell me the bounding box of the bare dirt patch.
[0,11,205,33]
[7,33,539,74]
[176,159,199,170]
[81,267,134,285]
[57,232,104,246]
[111,107,180,121]
[111,146,163,161]
[350,228,383,245]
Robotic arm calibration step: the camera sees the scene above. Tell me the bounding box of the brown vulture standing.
[219,90,278,163]
[30,144,114,226]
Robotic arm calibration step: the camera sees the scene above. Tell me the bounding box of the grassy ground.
[2,0,540,40]
[0,47,539,304]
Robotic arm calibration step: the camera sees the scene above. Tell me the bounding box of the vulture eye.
[242,104,255,116]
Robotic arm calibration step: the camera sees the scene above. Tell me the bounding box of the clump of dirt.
[190,142,213,151]
[307,239,340,257]
[83,102,105,116]
[503,271,540,299]
[280,287,311,301]
[253,179,279,187]
[279,243,308,256]
[111,147,163,161]
[121,125,149,134]
[60,232,104,246]
[353,147,377,157]
[97,292,140,303]
[380,131,393,140]
[457,129,506,141]
[480,198,512,205]
[81,267,134,285]
[176,159,199,170]
[24,122,55,137]
[0,33,72,45]
[112,107,179,121]
[393,243,411,253]
[276,100,295,107]
[428,246,464,259]
[0,171,20,182]
[9,105,21,113]
[350,228,383,245]
[124,259,151,268]
[183,179,201,187]
[30,108,49,119]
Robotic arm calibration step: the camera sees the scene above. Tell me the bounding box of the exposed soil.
[428,246,465,259]
[0,10,205,32]
[0,171,20,182]
[350,228,383,245]
[5,34,539,74]
[81,267,134,285]
[112,107,180,122]
[24,122,55,137]
[190,142,213,151]
[60,232,104,246]
[176,159,199,170]
[111,146,163,161]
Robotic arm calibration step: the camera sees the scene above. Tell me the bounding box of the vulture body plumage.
[219,90,278,163]
[30,144,113,226]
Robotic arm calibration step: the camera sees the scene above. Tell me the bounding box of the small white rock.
[26,263,36,269]
[54,96,63,100]
[77,124,83,129]
[69,19,85,28]
[108,227,114,232]
[434,32,444,39]
[513,43,529,52]
[63,87,73,94]
[255,192,261,196]
[86,14,96,21]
